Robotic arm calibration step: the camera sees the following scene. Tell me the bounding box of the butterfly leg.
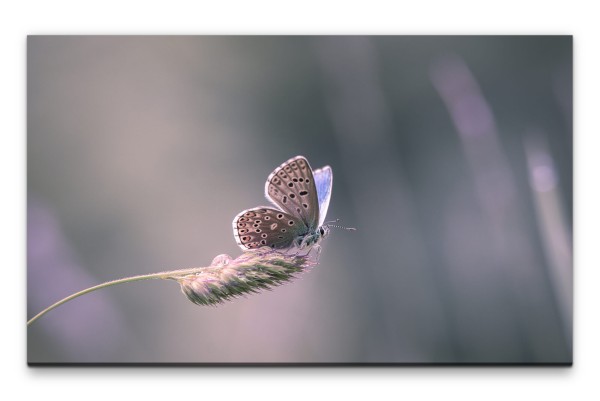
[299,235,313,250]
[306,243,322,261]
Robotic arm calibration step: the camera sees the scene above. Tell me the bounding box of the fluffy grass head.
[175,246,322,306]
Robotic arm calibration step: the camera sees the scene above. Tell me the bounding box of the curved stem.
[27,267,203,327]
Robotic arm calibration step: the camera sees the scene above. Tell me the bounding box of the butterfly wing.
[232,206,306,250]
[313,165,333,226]
[264,156,320,230]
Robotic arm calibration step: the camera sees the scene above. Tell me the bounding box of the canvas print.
[27,36,572,365]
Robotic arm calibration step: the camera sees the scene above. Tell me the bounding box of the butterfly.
[232,155,333,251]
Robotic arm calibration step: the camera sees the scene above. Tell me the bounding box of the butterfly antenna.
[325,218,356,231]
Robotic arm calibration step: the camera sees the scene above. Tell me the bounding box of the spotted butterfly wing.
[233,207,306,250]
[264,156,320,230]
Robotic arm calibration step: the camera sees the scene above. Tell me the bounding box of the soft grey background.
[27,36,572,364]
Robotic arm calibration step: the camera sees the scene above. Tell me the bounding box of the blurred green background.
[27,36,572,363]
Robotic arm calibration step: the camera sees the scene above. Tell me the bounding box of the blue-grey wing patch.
[313,165,332,227]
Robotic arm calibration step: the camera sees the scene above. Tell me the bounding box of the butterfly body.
[233,156,333,251]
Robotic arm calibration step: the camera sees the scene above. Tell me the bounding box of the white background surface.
[2,0,597,399]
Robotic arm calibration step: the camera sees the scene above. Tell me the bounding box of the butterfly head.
[296,220,354,249]
[319,225,329,238]
[293,225,329,249]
